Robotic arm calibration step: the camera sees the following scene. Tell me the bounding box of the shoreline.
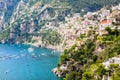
[0,42,64,52]
[25,42,64,52]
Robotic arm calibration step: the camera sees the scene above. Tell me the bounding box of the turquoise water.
[0,44,61,80]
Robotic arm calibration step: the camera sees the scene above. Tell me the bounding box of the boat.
[28,47,34,52]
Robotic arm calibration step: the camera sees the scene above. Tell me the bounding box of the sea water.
[0,44,61,80]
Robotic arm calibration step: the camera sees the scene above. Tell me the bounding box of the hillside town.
[0,1,120,52]
[35,4,120,51]
[51,4,120,80]
[0,0,120,80]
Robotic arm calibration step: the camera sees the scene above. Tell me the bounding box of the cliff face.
[0,0,120,50]
[0,0,19,30]
[0,0,71,51]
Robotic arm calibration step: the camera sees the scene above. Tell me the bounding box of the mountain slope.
[60,0,120,12]
[0,0,120,50]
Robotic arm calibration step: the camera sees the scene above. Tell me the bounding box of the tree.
[96,64,107,79]
[82,72,93,80]
[105,27,111,34]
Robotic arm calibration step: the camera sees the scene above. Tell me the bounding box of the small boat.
[15,56,20,59]
[38,54,41,57]
[21,54,26,57]
[32,55,37,58]
[41,53,47,56]
[5,70,9,74]
[28,47,34,52]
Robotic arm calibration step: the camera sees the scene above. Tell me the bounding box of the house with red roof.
[100,19,112,30]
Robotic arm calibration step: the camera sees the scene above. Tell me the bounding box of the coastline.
[25,42,64,52]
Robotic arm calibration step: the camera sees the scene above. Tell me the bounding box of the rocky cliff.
[0,0,120,51]
[0,0,19,30]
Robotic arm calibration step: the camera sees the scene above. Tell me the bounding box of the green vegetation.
[1,0,120,44]
[59,27,120,80]
[41,29,62,45]
[59,0,120,13]
[0,29,10,41]
[0,1,120,79]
